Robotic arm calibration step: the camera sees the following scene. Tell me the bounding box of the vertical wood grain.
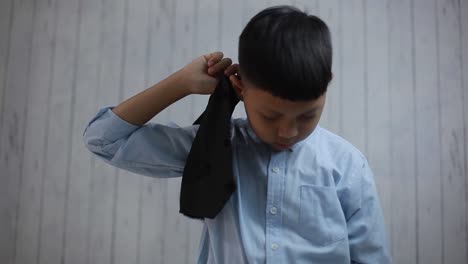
[412,0,443,262]
[37,0,80,263]
[388,0,417,262]
[341,0,366,153]
[0,0,35,263]
[365,0,392,244]
[437,0,467,262]
[0,0,13,140]
[461,0,468,262]
[14,0,58,263]
[268,0,294,8]
[63,0,102,263]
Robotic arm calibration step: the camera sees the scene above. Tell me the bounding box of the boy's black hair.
[238,5,332,101]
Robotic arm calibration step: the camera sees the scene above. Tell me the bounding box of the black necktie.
[179,74,240,219]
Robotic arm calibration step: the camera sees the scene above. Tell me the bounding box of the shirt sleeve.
[82,106,199,178]
[339,156,392,264]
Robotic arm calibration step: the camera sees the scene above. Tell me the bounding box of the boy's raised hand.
[181,51,233,95]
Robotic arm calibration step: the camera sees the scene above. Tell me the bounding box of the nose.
[277,121,298,139]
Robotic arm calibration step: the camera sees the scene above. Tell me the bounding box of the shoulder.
[311,126,367,172]
[304,126,371,195]
[311,128,374,215]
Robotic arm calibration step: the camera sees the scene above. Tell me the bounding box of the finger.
[208,58,232,75]
[224,63,239,76]
[203,51,224,66]
[208,57,232,73]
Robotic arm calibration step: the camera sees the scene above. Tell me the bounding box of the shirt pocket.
[299,184,347,246]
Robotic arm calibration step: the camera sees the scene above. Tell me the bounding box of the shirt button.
[270,207,277,214]
[271,243,279,250]
[271,167,279,173]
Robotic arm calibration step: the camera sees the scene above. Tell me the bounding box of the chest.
[231,144,348,246]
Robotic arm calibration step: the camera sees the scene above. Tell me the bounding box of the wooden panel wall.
[1,0,467,263]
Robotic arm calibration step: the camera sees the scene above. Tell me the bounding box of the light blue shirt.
[83,106,391,264]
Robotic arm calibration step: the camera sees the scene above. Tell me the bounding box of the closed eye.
[262,115,279,121]
[299,115,315,120]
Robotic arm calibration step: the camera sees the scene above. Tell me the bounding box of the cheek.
[255,119,275,136]
[297,120,319,138]
[252,118,278,141]
[244,111,273,139]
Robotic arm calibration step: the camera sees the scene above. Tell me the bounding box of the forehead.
[245,86,324,114]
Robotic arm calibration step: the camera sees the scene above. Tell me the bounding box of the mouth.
[274,142,293,149]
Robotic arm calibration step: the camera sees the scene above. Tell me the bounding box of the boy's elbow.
[82,128,110,157]
[82,128,129,163]
[83,131,102,154]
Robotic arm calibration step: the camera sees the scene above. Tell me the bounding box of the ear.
[229,74,244,101]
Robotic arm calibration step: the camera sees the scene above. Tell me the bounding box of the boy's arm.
[343,158,392,263]
[111,69,190,126]
[83,52,234,178]
[83,106,199,178]
[112,51,233,126]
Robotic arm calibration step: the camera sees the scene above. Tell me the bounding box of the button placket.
[266,152,286,263]
[265,152,289,263]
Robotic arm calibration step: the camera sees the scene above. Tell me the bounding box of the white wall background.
[0,0,467,263]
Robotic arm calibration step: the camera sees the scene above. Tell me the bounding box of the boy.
[83,5,391,264]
